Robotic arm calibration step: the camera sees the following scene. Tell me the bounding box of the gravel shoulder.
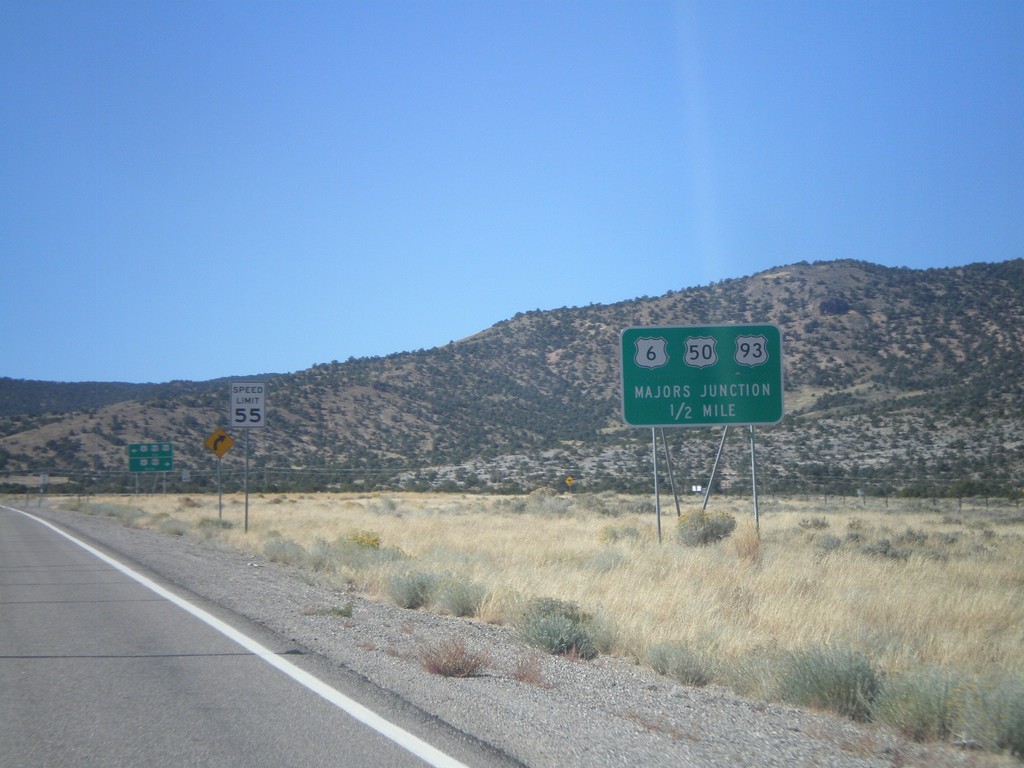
[25,503,995,768]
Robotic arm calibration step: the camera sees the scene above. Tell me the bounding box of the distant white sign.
[230,381,267,428]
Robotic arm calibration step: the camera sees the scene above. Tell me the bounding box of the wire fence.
[3,462,1021,503]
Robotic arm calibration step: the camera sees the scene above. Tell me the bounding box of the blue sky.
[2,1,1021,384]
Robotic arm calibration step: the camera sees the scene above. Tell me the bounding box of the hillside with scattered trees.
[2,259,1023,498]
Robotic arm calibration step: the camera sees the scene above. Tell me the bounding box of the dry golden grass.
[65,491,1024,686]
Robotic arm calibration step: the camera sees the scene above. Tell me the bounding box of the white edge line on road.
[4,505,471,768]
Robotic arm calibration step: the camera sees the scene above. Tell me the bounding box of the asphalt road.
[0,504,509,768]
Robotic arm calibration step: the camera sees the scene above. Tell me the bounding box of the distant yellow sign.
[565,475,575,488]
[204,428,234,458]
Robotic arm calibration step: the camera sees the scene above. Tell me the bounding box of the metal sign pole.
[750,425,760,536]
[217,456,223,519]
[652,428,662,543]
[702,426,729,513]
[204,428,234,518]
[244,427,250,533]
[659,428,682,518]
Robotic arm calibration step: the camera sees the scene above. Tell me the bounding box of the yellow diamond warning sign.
[204,428,234,458]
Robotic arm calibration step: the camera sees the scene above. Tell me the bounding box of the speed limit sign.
[230,381,267,428]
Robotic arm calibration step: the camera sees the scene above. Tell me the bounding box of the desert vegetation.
[51,490,1024,758]
[6,261,1024,499]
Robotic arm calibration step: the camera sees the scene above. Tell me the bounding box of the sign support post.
[651,429,661,544]
[203,427,234,519]
[659,428,682,518]
[702,427,730,513]
[244,428,250,533]
[750,426,760,534]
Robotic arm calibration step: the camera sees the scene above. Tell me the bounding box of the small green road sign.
[128,442,174,472]
[621,324,784,427]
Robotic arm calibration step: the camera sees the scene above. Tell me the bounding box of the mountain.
[0,378,232,417]
[3,258,1023,497]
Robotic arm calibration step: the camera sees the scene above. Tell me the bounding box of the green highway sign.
[128,442,174,472]
[621,324,784,427]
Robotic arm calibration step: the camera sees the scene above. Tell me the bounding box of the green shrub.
[305,538,335,572]
[646,642,715,687]
[779,645,881,722]
[434,579,487,617]
[859,538,910,561]
[263,537,306,565]
[332,536,407,574]
[874,669,961,742]
[960,676,1024,756]
[332,603,354,618]
[990,678,1024,757]
[816,534,843,553]
[579,493,649,517]
[676,510,736,546]
[194,517,232,540]
[722,646,787,701]
[525,490,573,516]
[894,527,928,546]
[799,516,830,530]
[387,571,440,609]
[158,517,190,536]
[195,517,233,530]
[517,597,602,659]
